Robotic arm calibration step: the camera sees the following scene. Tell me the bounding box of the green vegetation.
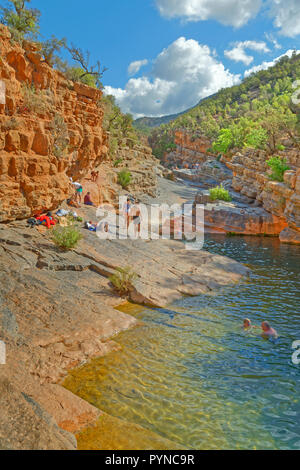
[65,44,108,89]
[266,156,290,182]
[212,128,234,154]
[39,36,66,67]
[0,1,108,90]
[51,223,83,251]
[50,113,69,158]
[21,84,53,113]
[0,0,40,41]
[101,95,138,159]
[148,129,177,159]
[109,266,138,296]
[2,117,19,130]
[149,52,300,160]
[118,170,132,189]
[209,185,232,202]
[62,66,97,88]
[134,111,185,132]
[0,2,139,162]
[113,158,123,167]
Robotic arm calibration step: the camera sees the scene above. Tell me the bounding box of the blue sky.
[28,0,300,117]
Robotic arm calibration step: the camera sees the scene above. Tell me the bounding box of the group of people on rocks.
[71,180,95,207]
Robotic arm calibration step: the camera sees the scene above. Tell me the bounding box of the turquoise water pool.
[65,236,300,450]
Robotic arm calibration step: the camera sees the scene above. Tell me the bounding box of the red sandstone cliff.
[226,149,300,243]
[0,25,109,222]
[163,130,300,243]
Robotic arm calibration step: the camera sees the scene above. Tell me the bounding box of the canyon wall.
[163,131,212,168]
[163,131,300,243]
[226,149,300,243]
[0,25,111,222]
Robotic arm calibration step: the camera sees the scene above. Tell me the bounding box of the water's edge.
[63,235,300,450]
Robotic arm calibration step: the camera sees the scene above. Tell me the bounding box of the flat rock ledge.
[0,221,250,449]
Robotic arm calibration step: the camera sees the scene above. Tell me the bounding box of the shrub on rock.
[109,266,138,296]
[50,223,82,251]
[118,170,131,189]
[209,184,232,202]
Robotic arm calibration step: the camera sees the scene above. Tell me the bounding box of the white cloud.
[128,59,148,76]
[155,0,262,28]
[155,1,300,38]
[270,0,300,37]
[225,40,270,65]
[225,47,253,66]
[224,41,270,65]
[105,37,240,118]
[265,32,282,50]
[244,49,300,77]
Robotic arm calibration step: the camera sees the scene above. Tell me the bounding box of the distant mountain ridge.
[147,51,300,160]
[134,111,186,130]
[133,93,219,130]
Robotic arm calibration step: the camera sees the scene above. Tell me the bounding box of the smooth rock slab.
[279,227,300,245]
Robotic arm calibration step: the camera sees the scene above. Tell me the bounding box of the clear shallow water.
[64,236,300,450]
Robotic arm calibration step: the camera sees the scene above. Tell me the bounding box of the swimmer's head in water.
[243,318,251,328]
[262,321,271,331]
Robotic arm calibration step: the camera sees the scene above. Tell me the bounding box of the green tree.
[267,156,290,182]
[244,127,268,149]
[212,129,234,154]
[0,0,40,39]
[66,44,107,89]
[40,36,66,67]
[64,66,99,88]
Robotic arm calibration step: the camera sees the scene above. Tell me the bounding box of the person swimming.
[261,321,278,340]
[243,318,252,330]
[242,318,259,331]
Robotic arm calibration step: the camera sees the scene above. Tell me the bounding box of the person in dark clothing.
[84,192,95,206]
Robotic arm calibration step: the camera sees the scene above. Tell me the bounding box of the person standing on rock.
[91,171,99,183]
[131,200,142,238]
[124,198,132,229]
[72,181,83,204]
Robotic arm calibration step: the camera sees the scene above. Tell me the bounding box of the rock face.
[163,131,212,169]
[0,25,109,222]
[174,131,211,156]
[76,144,160,209]
[0,25,161,221]
[173,160,232,187]
[163,129,300,243]
[202,201,287,235]
[226,149,300,243]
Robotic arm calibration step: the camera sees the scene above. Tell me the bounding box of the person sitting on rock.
[85,221,97,232]
[261,321,278,340]
[84,192,95,206]
[67,198,80,208]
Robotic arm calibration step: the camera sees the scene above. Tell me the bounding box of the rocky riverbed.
[0,180,250,450]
